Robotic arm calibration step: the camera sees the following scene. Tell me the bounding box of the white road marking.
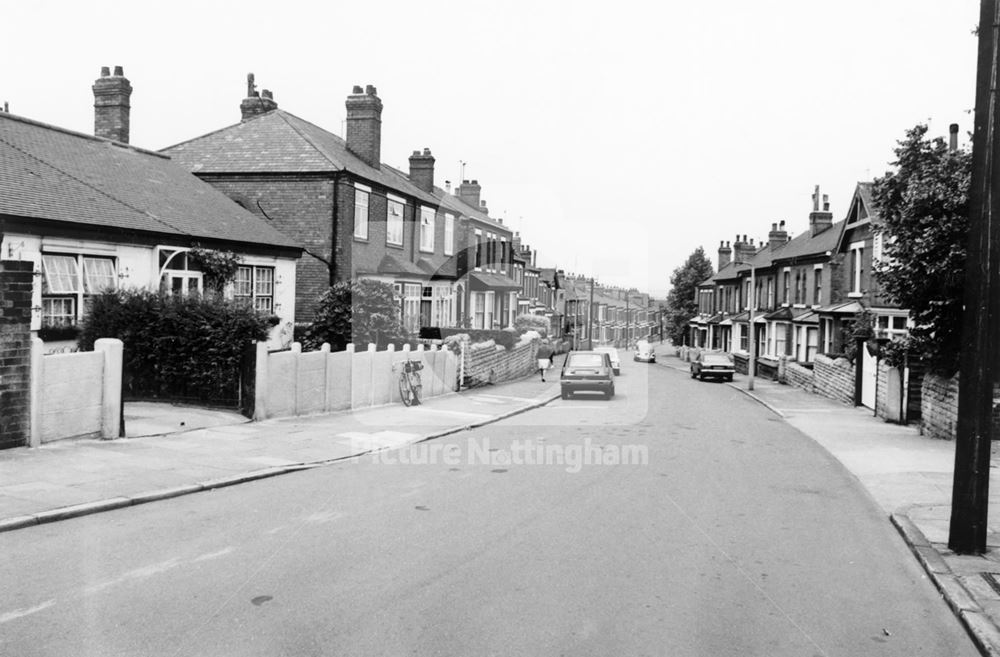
[405,407,491,420]
[193,547,236,562]
[0,600,56,624]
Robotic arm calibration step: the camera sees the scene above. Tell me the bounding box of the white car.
[593,346,621,375]
[633,340,656,363]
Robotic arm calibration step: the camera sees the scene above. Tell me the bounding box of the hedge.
[79,290,273,401]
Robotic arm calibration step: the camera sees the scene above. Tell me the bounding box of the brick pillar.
[0,261,34,449]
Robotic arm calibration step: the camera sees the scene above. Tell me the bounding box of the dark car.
[690,352,735,382]
[561,351,615,399]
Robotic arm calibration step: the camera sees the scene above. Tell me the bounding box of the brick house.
[442,180,520,330]
[764,189,844,365]
[162,77,457,332]
[0,67,301,350]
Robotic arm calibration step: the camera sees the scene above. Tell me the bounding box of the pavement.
[662,349,1000,657]
[0,378,561,532]
[5,345,1000,654]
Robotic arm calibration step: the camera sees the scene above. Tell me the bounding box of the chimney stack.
[239,73,278,121]
[808,185,834,236]
[718,240,732,269]
[92,65,132,143]
[950,123,959,152]
[408,148,435,193]
[457,179,482,210]
[768,221,788,251]
[345,84,383,168]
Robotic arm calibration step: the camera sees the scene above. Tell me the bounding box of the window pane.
[42,297,75,327]
[387,201,404,245]
[83,257,116,293]
[234,267,253,296]
[42,255,80,294]
[254,267,274,296]
[354,190,369,239]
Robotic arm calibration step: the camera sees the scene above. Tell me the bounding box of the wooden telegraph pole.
[950,0,1000,554]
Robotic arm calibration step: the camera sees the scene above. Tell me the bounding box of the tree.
[301,279,406,351]
[872,124,972,375]
[513,313,550,336]
[665,247,714,345]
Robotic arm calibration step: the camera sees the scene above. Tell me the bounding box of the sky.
[2,0,982,297]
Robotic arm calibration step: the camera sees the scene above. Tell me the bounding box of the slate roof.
[771,220,845,263]
[711,261,748,282]
[162,110,438,206]
[0,112,299,250]
[434,186,509,233]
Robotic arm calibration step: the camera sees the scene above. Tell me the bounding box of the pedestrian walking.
[536,339,555,381]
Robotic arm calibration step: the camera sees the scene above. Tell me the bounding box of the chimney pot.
[113,65,124,76]
[352,85,363,93]
[101,66,110,77]
[366,84,376,95]
[262,89,273,100]
[950,123,959,152]
[240,76,278,120]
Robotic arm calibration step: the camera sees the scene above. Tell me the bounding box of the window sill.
[354,236,369,243]
[386,242,405,249]
[848,292,864,298]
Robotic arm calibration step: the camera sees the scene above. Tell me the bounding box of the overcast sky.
[3,0,981,297]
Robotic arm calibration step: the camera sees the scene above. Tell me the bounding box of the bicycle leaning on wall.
[394,358,424,406]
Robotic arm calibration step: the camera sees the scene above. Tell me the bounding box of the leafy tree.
[665,247,714,345]
[301,279,406,351]
[872,124,971,375]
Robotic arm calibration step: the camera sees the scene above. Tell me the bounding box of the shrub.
[513,313,550,336]
[437,327,517,350]
[301,280,406,351]
[79,290,272,399]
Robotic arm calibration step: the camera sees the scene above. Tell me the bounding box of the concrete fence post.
[29,337,43,447]
[368,343,377,408]
[254,341,269,421]
[94,338,123,440]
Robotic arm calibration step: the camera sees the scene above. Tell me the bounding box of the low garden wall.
[784,360,814,392]
[29,337,122,444]
[462,340,538,389]
[812,354,855,406]
[920,373,959,440]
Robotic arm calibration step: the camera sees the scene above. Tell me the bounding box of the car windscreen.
[567,354,606,368]
[702,355,732,365]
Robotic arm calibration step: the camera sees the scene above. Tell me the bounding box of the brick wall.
[462,340,538,389]
[921,372,958,440]
[812,354,855,406]
[199,174,336,321]
[0,261,33,449]
[785,361,814,392]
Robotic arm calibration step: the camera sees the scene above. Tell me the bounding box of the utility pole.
[748,264,756,391]
[588,278,595,350]
[626,293,630,348]
[950,0,1000,554]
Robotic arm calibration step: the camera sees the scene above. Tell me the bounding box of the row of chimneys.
[91,67,490,213]
[716,186,835,269]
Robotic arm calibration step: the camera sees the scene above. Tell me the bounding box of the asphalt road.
[0,356,979,656]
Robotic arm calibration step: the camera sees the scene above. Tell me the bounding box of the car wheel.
[726,375,733,382]
[614,368,620,375]
[561,390,570,400]
[690,369,696,379]
[698,373,705,381]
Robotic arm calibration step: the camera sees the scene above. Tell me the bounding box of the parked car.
[593,346,621,374]
[633,340,656,363]
[690,351,735,382]
[561,351,616,399]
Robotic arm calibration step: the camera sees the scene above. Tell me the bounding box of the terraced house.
[163,77,457,331]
